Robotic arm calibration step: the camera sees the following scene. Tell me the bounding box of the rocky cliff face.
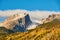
[40,14,60,24]
[0,13,32,32]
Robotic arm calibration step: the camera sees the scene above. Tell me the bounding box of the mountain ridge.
[0,13,32,32]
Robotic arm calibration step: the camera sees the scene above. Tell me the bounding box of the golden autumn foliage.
[0,19,60,40]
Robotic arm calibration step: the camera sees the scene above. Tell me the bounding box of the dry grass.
[0,19,60,40]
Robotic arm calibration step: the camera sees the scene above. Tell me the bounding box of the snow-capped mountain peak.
[0,13,32,32]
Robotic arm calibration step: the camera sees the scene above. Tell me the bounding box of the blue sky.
[0,0,60,11]
[0,0,60,22]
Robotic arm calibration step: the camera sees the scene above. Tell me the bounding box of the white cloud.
[0,9,60,22]
[0,9,27,17]
[0,9,60,29]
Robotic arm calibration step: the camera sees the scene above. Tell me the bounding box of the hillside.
[0,27,14,40]
[0,19,60,40]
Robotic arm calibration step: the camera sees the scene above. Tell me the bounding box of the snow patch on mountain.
[26,23,38,30]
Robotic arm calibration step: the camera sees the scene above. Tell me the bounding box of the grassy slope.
[1,19,60,40]
[0,27,14,40]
